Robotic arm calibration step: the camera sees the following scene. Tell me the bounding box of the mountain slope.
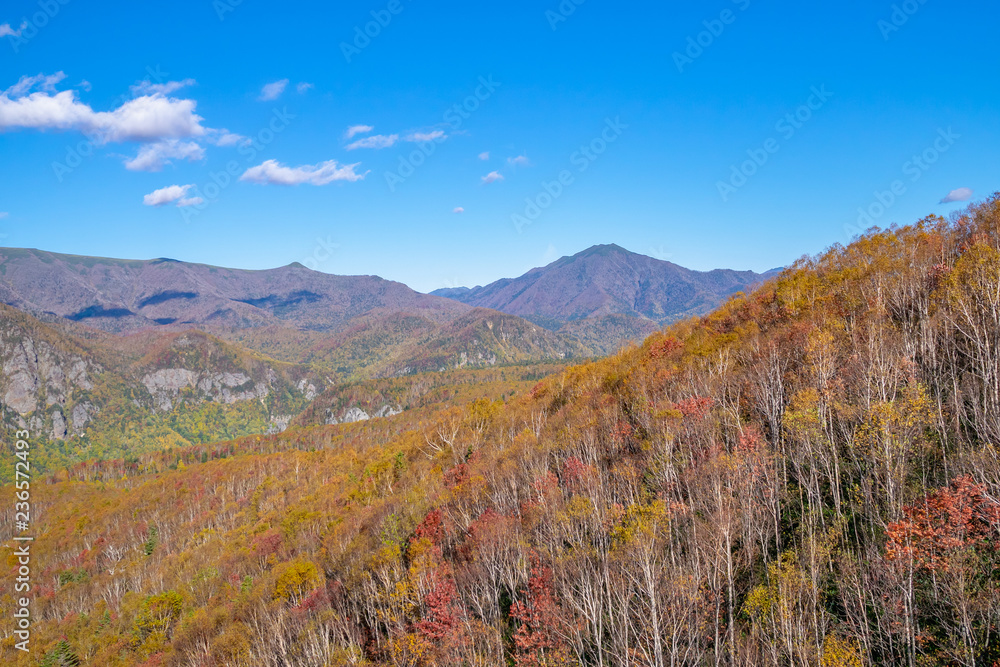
[0,248,466,333]
[0,248,592,379]
[0,303,327,479]
[8,196,1000,666]
[432,244,777,351]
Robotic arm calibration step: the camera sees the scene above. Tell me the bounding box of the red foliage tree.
[416,568,466,659]
[511,554,573,666]
[886,476,1000,571]
[560,456,596,495]
[415,508,445,544]
[649,335,683,359]
[675,396,714,419]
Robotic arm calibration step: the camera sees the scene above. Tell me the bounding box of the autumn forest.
[5,196,1000,666]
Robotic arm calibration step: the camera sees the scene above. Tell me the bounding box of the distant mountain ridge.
[0,247,586,380]
[432,244,779,351]
[0,247,464,333]
[0,245,779,372]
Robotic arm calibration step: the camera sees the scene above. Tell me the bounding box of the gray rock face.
[341,407,370,423]
[297,378,318,401]
[454,351,498,369]
[267,414,294,434]
[51,409,68,439]
[71,402,94,430]
[2,340,40,414]
[142,368,199,411]
[327,404,403,424]
[0,329,95,433]
[142,368,270,411]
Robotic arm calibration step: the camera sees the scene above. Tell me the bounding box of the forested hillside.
[0,300,581,483]
[432,244,775,353]
[4,196,1000,665]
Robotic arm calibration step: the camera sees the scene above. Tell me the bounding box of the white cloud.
[406,130,446,142]
[344,124,374,139]
[478,151,490,161]
[344,128,446,148]
[346,133,398,150]
[0,21,26,38]
[5,72,66,97]
[481,171,504,184]
[125,140,205,171]
[240,159,368,186]
[258,79,289,101]
[209,129,247,147]
[507,154,531,168]
[77,80,92,92]
[143,184,202,207]
[453,207,465,214]
[130,78,196,96]
[0,73,207,143]
[99,95,206,142]
[296,82,314,94]
[940,187,974,204]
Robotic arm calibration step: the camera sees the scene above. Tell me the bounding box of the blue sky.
[0,0,996,292]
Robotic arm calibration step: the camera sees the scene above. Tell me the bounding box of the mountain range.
[0,244,775,359]
[0,247,584,378]
[433,243,779,349]
[0,243,776,464]
[0,247,463,333]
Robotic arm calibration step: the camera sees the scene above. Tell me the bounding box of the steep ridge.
[433,243,778,351]
[0,248,466,333]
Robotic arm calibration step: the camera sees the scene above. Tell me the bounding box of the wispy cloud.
[0,72,207,143]
[209,129,247,147]
[143,184,203,207]
[453,207,465,214]
[5,72,67,96]
[478,151,490,161]
[240,159,368,185]
[0,21,27,38]
[507,154,531,168]
[406,130,446,142]
[481,171,504,184]
[0,212,8,219]
[344,126,446,148]
[131,78,196,96]
[125,140,205,172]
[346,133,399,150]
[940,187,973,204]
[344,124,374,140]
[258,79,289,101]
[296,82,314,94]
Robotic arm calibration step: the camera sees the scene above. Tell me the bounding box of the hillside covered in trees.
[5,195,1000,665]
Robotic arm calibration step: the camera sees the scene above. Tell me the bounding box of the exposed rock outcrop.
[142,368,269,411]
[326,404,403,424]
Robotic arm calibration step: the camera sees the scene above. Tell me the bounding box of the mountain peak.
[573,243,629,258]
[432,244,770,351]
